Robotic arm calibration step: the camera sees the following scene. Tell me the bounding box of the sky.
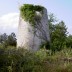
[0,0,72,35]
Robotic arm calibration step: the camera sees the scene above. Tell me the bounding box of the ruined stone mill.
[17,4,50,51]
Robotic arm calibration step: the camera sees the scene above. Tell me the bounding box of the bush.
[0,46,72,72]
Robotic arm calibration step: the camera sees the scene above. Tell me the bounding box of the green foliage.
[0,46,72,72]
[5,32,17,46]
[40,41,50,50]
[48,13,57,23]
[0,33,7,43]
[0,47,43,72]
[20,4,44,27]
[51,21,67,51]
[66,35,72,48]
[35,49,48,61]
[48,13,67,51]
[0,32,16,47]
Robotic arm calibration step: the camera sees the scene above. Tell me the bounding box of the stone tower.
[17,4,50,51]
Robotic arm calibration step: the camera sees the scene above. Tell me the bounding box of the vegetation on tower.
[20,4,44,26]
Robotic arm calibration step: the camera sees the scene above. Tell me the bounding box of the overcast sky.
[0,0,72,35]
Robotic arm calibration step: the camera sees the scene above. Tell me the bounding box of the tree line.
[48,13,72,51]
[0,32,16,47]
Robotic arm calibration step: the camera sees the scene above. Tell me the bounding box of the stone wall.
[17,8,50,51]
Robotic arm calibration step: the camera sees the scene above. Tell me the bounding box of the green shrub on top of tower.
[20,4,44,27]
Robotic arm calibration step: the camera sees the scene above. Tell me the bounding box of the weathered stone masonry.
[17,5,50,51]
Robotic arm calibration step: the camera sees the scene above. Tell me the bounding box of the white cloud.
[0,13,19,30]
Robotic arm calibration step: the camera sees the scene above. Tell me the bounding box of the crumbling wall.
[17,6,50,51]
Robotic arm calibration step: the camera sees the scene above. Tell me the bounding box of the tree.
[0,33,16,47]
[48,13,67,51]
[66,35,72,48]
[51,21,67,51]
[5,32,17,46]
[0,33,8,44]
